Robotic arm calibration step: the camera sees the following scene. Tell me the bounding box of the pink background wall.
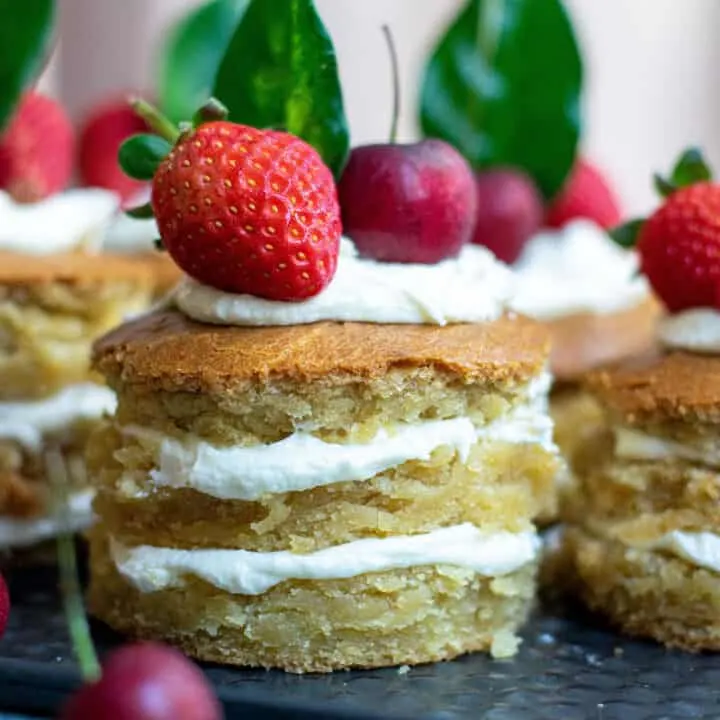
[47,0,720,215]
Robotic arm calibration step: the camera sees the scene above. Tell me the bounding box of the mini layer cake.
[560,161,720,649]
[0,191,153,548]
[563,351,720,649]
[512,221,660,504]
[88,309,558,671]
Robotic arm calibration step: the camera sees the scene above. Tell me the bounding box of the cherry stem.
[382,25,400,145]
[130,97,181,144]
[48,451,101,683]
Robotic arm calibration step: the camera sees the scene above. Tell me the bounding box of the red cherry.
[60,642,222,720]
[0,573,9,639]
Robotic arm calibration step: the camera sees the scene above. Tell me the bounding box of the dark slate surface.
[1,562,720,720]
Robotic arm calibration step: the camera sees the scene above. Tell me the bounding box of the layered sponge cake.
[86,253,561,671]
[0,191,153,548]
[564,350,720,649]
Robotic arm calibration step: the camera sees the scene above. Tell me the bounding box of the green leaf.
[158,0,250,124]
[671,147,712,188]
[419,0,583,199]
[610,219,645,249]
[0,0,56,130]
[125,202,154,219]
[118,134,172,181]
[653,173,677,199]
[213,0,349,178]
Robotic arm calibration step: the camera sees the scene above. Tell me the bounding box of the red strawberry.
[152,121,341,301]
[637,182,720,312]
[0,92,74,202]
[471,168,544,264]
[546,158,622,230]
[0,573,8,639]
[79,98,150,203]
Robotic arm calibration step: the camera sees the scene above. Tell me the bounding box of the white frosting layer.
[175,238,515,326]
[657,308,720,354]
[112,524,540,595]
[0,189,119,255]
[644,530,720,574]
[615,427,720,467]
[512,220,648,320]
[0,384,117,451]
[118,371,555,501]
[0,490,94,549]
[103,214,160,254]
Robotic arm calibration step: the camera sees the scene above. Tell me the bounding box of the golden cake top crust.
[0,251,154,286]
[93,309,550,391]
[585,350,720,423]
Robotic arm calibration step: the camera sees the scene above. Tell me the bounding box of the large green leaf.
[158,0,249,124]
[420,0,583,199]
[0,0,56,130]
[213,0,349,178]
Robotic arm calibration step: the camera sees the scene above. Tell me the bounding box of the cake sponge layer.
[1,264,152,400]
[565,529,720,651]
[88,532,536,673]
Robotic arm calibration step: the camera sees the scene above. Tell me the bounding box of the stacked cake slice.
[87,311,560,671]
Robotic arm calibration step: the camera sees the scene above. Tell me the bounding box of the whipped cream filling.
[657,308,720,354]
[174,238,515,326]
[641,530,720,574]
[512,220,648,320]
[112,524,540,595]
[0,490,94,549]
[0,384,117,451]
[118,373,556,501]
[615,427,720,467]
[0,189,119,255]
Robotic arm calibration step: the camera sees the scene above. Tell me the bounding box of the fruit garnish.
[0,573,9,640]
[471,168,543,264]
[545,157,622,229]
[60,643,224,720]
[0,91,74,202]
[338,26,476,264]
[46,451,223,720]
[419,0,583,201]
[78,97,150,202]
[611,149,720,312]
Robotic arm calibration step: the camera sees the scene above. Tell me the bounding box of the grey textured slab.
[1,562,720,720]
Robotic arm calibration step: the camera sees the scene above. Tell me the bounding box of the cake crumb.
[491,630,521,658]
[397,665,411,675]
[613,647,624,657]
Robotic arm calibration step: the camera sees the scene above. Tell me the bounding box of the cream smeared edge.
[0,189,120,255]
[511,220,649,320]
[116,371,555,501]
[657,308,720,354]
[615,426,720,467]
[175,238,515,326]
[0,384,117,451]
[103,214,160,254]
[638,531,720,574]
[111,524,541,595]
[0,490,94,549]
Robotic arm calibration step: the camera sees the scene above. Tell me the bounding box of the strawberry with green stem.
[120,97,342,302]
[612,148,720,313]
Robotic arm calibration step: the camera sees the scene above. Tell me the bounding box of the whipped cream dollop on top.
[511,220,649,320]
[175,238,515,326]
[657,308,720,354]
[0,189,120,255]
[103,214,160,254]
[112,524,540,596]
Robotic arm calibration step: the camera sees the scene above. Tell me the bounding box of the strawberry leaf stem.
[47,451,101,684]
[654,147,713,198]
[381,25,401,145]
[193,97,229,126]
[130,98,181,143]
